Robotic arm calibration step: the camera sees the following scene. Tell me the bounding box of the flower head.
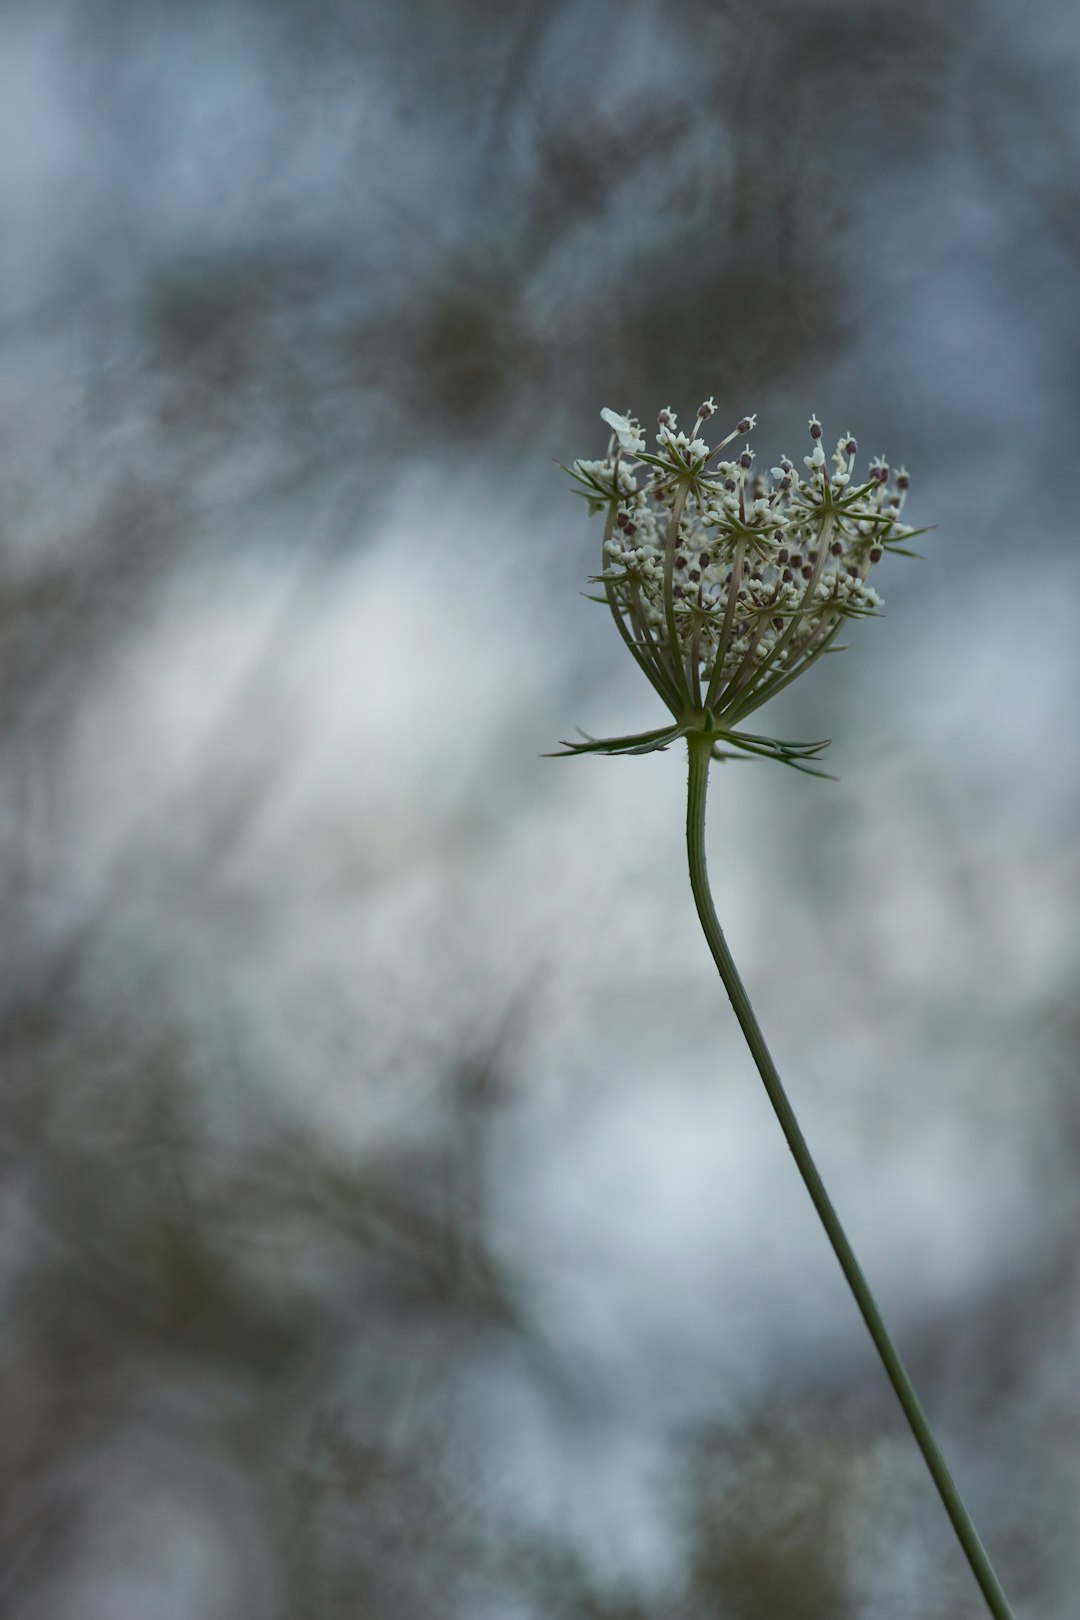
[557,404,924,772]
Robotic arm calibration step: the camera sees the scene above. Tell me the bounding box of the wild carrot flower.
[559,403,921,771]
[554,404,1017,1620]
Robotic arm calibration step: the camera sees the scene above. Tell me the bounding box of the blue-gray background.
[2,3,1078,1616]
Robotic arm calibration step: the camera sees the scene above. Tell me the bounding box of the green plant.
[555,402,1015,1620]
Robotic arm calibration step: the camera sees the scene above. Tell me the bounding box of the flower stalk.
[685,731,1015,1620]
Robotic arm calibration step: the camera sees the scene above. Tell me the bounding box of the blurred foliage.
[679,1418,863,1620]
[2,0,1080,1615]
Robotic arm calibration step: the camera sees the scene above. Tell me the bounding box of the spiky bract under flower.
[557,402,922,773]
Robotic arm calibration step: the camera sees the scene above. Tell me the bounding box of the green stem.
[684,733,1016,1620]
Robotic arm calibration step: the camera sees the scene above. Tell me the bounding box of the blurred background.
[1,1,1079,1615]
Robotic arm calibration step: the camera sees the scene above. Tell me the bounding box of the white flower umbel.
[554,404,1017,1620]
[559,404,922,771]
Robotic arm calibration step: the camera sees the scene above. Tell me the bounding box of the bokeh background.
[2,2,1079,1615]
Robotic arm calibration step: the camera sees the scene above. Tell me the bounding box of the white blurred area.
[3,2,1080,1617]
[7,467,1078,1605]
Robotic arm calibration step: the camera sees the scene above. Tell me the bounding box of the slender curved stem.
[684,733,1016,1620]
